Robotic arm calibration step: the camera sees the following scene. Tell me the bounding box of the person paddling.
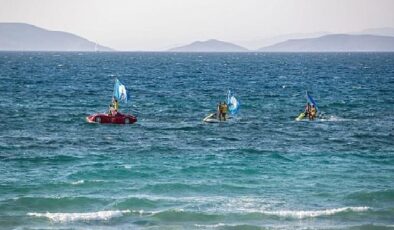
[304,103,311,117]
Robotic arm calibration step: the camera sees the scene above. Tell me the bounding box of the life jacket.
[310,107,316,116]
[114,101,119,111]
[222,104,228,113]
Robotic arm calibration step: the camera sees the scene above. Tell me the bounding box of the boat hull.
[203,113,231,123]
[295,112,306,121]
[86,113,137,124]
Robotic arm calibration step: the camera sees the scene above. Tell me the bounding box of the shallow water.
[0,52,393,229]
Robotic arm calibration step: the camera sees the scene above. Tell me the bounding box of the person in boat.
[309,104,317,120]
[304,103,311,117]
[108,103,113,115]
[109,97,119,116]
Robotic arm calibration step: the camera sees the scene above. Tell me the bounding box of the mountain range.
[168,39,248,52]
[1,23,394,52]
[0,23,112,51]
[259,34,394,52]
[169,28,394,52]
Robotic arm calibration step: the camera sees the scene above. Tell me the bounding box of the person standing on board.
[222,102,228,121]
[217,102,221,120]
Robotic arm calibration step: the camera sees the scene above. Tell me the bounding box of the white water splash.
[70,180,84,185]
[27,210,130,222]
[195,223,227,228]
[262,206,369,219]
[318,115,349,122]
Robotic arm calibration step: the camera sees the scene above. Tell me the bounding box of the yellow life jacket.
[310,107,316,116]
[114,101,119,111]
[218,104,223,113]
[222,104,228,113]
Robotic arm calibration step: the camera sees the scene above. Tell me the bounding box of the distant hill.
[356,27,394,37]
[0,23,113,51]
[169,39,248,52]
[237,32,330,50]
[258,34,394,52]
[239,27,394,51]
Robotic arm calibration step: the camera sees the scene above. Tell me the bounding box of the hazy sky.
[1,0,393,50]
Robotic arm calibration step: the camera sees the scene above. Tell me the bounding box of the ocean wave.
[4,196,110,212]
[194,223,262,229]
[113,197,159,209]
[71,180,85,185]
[1,154,81,163]
[194,223,226,228]
[27,210,131,222]
[261,206,369,219]
[150,206,370,221]
[347,189,394,203]
[152,209,221,222]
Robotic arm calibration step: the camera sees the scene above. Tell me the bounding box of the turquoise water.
[0,52,393,229]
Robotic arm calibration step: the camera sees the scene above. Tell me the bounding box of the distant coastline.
[1,23,394,52]
[0,23,113,52]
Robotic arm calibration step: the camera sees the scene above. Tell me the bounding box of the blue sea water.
[0,52,393,229]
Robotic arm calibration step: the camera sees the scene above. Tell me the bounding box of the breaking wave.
[261,206,370,219]
[27,210,131,222]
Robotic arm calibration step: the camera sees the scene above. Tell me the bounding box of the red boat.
[86,112,137,124]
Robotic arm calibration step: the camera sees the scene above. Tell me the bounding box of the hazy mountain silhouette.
[258,34,394,52]
[356,27,394,37]
[238,27,394,50]
[238,32,330,50]
[0,23,113,51]
[169,39,248,52]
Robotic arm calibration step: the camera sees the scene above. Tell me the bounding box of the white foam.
[318,115,349,122]
[71,180,84,185]
[262,207,369,219]
[27,210,130,222]
[195,223,227,228]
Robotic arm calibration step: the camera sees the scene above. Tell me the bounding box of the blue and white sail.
[306,91,317,110]
[227,90,240,115]
[113,78,128,103]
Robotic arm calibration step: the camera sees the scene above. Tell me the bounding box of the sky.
[1,0,394,51]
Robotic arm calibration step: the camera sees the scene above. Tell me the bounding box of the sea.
[0,52,393,229]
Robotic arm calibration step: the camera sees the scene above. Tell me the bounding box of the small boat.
[295,91,318,121]
[203,113,232,123]
[203,90,239,123]
[87,78,137,124]
[86,112,137,124]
